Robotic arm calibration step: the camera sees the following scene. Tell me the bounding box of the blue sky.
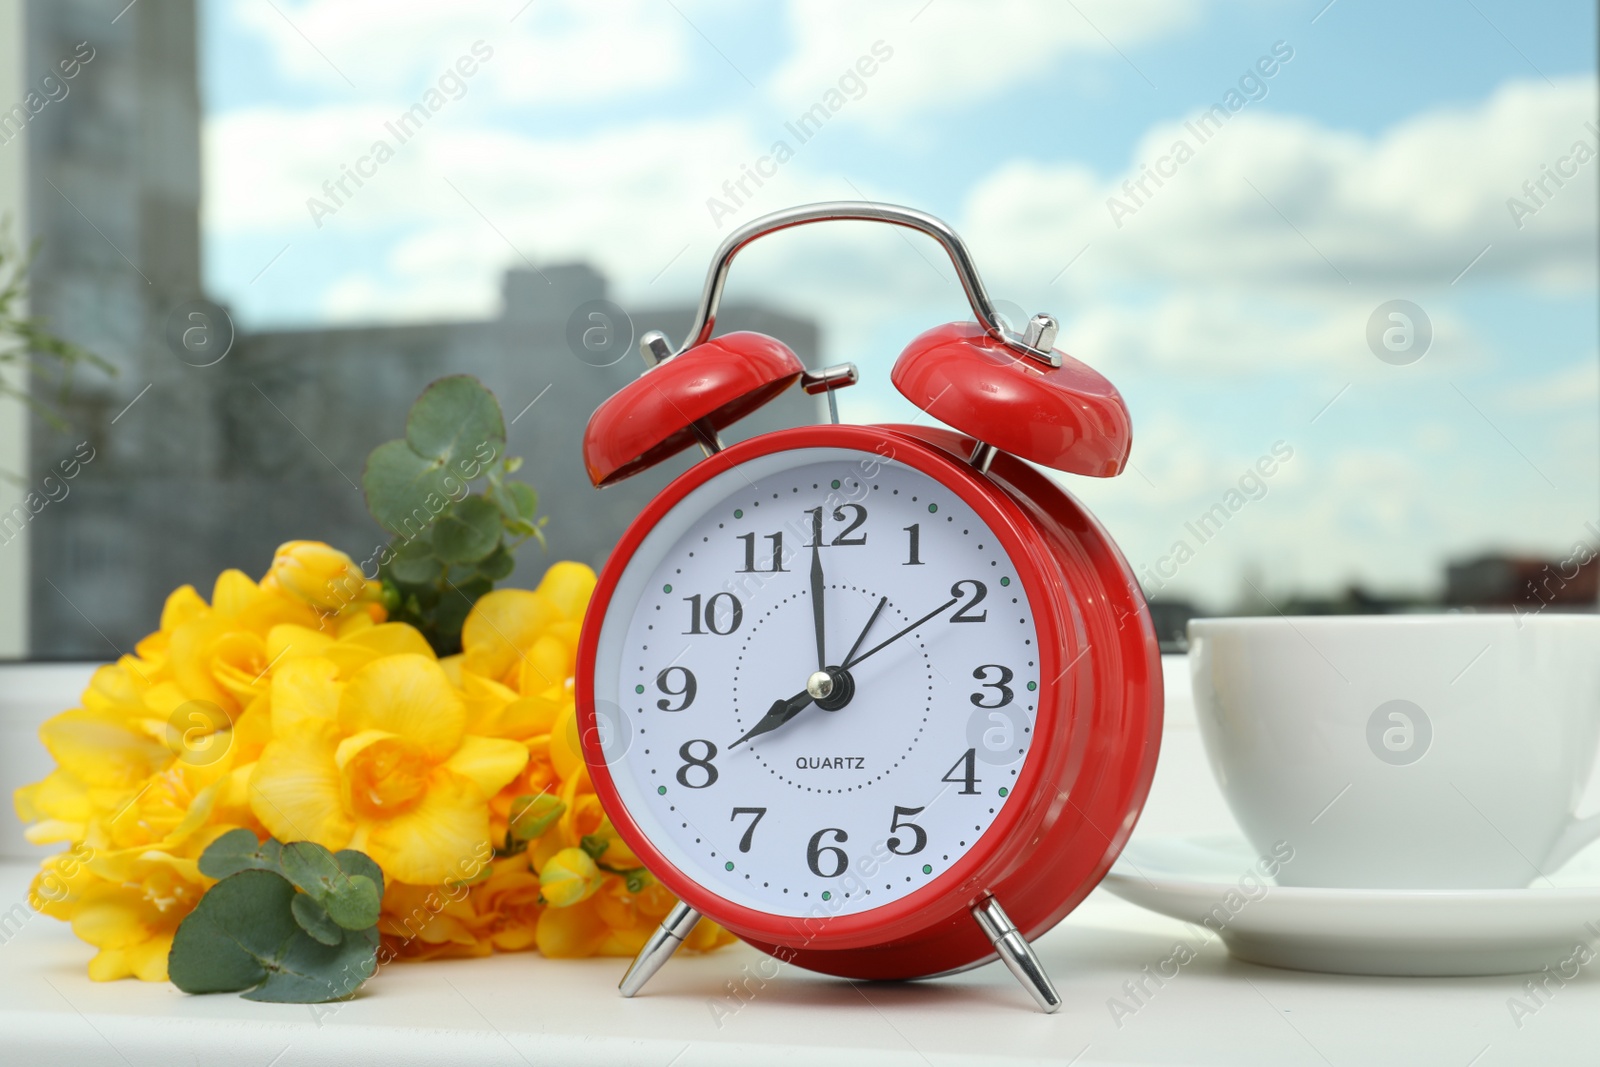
[198,0,1599,608]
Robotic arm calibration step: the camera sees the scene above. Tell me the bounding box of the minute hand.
[842,595,959,670]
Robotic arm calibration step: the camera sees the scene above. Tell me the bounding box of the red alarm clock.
[575,202,1161,1012]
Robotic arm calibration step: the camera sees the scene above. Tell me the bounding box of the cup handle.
[1547,813,1600,874]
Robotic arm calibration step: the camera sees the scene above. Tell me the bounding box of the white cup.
[1188,614,1600,889]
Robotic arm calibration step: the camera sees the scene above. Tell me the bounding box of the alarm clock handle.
[618,900,701,997]
[652,201,1061,369]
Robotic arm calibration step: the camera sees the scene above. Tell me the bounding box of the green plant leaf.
[364,439,453,538]
[276,842,382,929]
[508,794,564,843]
[277,840,343,896]
[169,869,376,1002]
[433,496,503,564]
[322,874,380,931]
[198,829,282,880]
[387,533,441,585]
[169,871,296,994]
[405,375,505,472]
[334,849,386,897]
[291,893,343,946]
[508,482,538,521]
[476,545,516,581]
[241,926,377,1003]
[432,575,492,637]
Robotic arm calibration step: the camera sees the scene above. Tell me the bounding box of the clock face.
[590,446,1041,919]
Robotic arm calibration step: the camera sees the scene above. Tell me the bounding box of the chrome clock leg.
[618,901,701,997]
[972,896,1062,1014]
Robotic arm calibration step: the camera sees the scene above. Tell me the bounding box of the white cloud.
[227,0,693,103]
[1506,357,1600,412]
[963,75,1599,295]
[769,0,1197,123]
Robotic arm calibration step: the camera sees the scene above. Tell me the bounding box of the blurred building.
[1445,552,1600,610]
[19,0,822,656]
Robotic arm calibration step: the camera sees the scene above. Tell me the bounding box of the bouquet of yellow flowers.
[12,377,733,999]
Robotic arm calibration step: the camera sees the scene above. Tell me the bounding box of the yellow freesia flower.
[32,843,211,982]
[248,654,529,885]
[538,846,603,908]
[266,539,384,615]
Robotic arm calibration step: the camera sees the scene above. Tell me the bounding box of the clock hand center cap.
[809,666,855,712]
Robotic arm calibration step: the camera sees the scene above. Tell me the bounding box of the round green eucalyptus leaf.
[433,496,503,564]
[508,482,537,521]
[291,893,343,946]
[364,439,452,538]
[387,541,443,585]
[278,840,343,898]
[333,849,385,897]
[242,925,378,1003]
[476,545,516,581]
[197,829,281,881]
[405,375,505,471]
[322,873,380,931]
[168,870,298,995]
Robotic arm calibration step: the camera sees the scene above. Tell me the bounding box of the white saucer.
[1103,835,1600,976]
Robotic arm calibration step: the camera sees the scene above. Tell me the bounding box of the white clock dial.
[592,447,1039,918]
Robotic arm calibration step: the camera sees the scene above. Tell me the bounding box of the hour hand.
[730,690,812,748]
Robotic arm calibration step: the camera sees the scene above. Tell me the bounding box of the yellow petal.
[81,662,150,718]
[338,654,464,761]
[38,710,170,789]
[518,634,571,694]
[333,729,399,771]
[460,670,517,734]
[211,569,261,616]
[129,934,173,981]
[269,657,342,741]
[207,631,270,703]
[536,896,608,958]
[250,738,354,850]
[548,701,584,783]
[24,819,86,844]
[352,772,490,885]
[536,562,596,621]
[15,768,93,825]
[438,653,464,687]
[165,617,234,711]
[159,585,208,633]
[442,736,529,799]
[489,693,562,740]
[462,590,559,686]
[139,681,190,720]
[335,611,376,638]
[348,624,429,656]
[267,623,335,665]
[219,762,257,812]
[683,917,737,952]
[87,947,136,982]
[71,893,154,951]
